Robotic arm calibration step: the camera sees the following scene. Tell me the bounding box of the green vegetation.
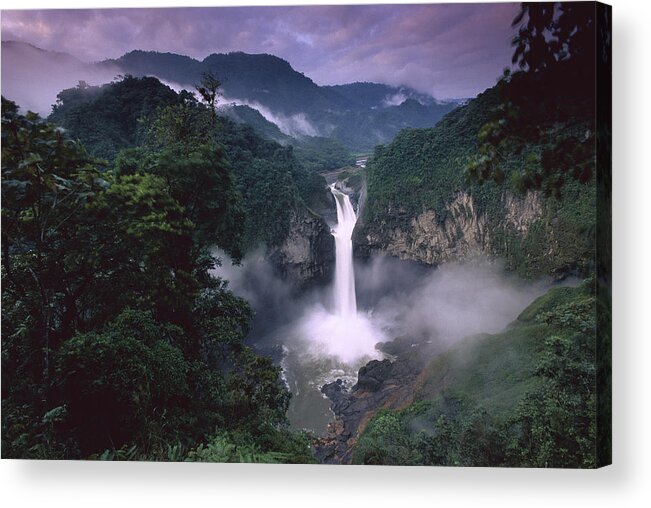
[104,51,456,152]
[221,105,355,173]
[220,104,289,144]
[364,91,498,225]
[46,76,328,253]
[1,96,315,462]
[292,136,355,173]
[48,76,179,161]
[465,3,599,197]
[353,282,597,467]
[361,79,595,278]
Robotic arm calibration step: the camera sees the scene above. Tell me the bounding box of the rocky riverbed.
[314,334,445,464]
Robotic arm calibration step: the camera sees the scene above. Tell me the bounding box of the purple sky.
[1,3,519,99]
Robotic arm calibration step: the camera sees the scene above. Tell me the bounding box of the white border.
[1,1,650,507]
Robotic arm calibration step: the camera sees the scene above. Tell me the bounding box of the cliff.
[362,189,542,265]
[267,206,335,289]
[357,86,596,278]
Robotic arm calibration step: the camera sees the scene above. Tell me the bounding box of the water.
[213,185,386,434]
[278,185,385,433]
[330,183,358,317]
[211,185,552,434]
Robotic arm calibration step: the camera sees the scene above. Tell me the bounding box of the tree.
[49,76,180,161]
[465,2,606,198]
[142,92,213,151]
[2,99,301,462]
[55,311,188,455]
[195,71,222,127]
[1,97,104,390]
[510,2,596,75]
[506,295,597,468]
[122,95,246,259]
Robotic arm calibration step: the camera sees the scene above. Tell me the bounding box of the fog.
[212,250,552,365]
[221,95,319,137]
[211,248,560,433]
[359,256,549,344]
[1,41,120,116]
[382,92,408,107]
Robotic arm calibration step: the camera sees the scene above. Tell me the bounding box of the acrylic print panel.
[0,1,611,467]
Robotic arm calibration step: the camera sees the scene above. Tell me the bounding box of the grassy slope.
[352,283,595,466]
[413,285,584,417]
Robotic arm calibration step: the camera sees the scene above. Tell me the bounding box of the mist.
[212,249,553,365]
[211,248,560,433]
[221,95,319,137]
[382,92,408,107]
[1,41,120,116]
[356,256,550,346]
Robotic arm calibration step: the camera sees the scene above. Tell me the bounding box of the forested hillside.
[1,96,315,461]
[353,282,597,467]
[47,76,328,253]
[219,104,355,172]
[359,83,596,278]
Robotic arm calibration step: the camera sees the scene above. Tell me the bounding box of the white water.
[330,183,358,317]
[290,184,385,365]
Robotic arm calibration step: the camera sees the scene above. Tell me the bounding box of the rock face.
[503,190,544,236]
[268,206,335,288]
[360,190,543,266]
[315,338,440,464]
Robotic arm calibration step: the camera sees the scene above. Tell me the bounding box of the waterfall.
[290,184,383,365]
[330,183,358,317]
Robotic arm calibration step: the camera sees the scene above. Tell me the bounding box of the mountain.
[1,42,457,152]
[108,50,333,116]
[323,82,444,109]
[104,50,459,151]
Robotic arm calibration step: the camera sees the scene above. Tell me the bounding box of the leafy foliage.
[465,2,601,197]
[47,76,329,253]
[292,136,355,173]
[505,292,596,467]
[195,71,222,126]
[1,97,310,462]
[49,76,180,161]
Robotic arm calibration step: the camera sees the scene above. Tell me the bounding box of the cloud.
[382,92,407,107]
[221,95,319,137]
[2,3,519,99]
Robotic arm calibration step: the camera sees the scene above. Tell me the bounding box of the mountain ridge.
[2,41,457,150]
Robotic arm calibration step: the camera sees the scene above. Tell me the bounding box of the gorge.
[214,174,566,460]
[40,73,597,465]
[1,2,608,469]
